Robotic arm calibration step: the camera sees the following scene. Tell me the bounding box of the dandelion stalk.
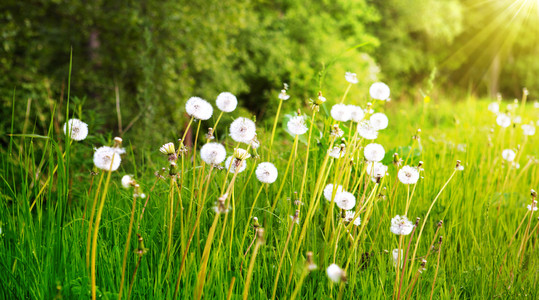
[243,228,264,300]
[429,237,443,300]
[270,211,299,300]
[86,171,105,269]
[91,167,114,300]
[269,98,284,157]
[271,134,299,212]
[118,194,138,300]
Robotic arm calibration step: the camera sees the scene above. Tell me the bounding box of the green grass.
[1,88,538,300]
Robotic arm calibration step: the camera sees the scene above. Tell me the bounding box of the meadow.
[1,71,538,300]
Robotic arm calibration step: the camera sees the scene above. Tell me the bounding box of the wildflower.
[324,184,344,201]
[200,143,227,165]
[392,249,403,268]
[369,82,390,101]
[287,115,308,136]
[278,89,290,101]
[317,93,327,105]
[496,113,511,128]
[502,149,516,162]
[522,123,536,136]
[255,162,278,184]
[348,105,365,122]
[364,143,385,162]
[344,210,361,226]
[225,156,247,173]
[185,97,213,120]
[233,147,251,160]
[229,117,256,144]
[159,142,176,155]
[514,116,522,124]
[63,118,89,141]
[455,160,464,171]
[487,102,499,114]
[328,145,346,159]
[331,104,351,122]
[305,252,317,271]
[357,120,379,140]
[370,113,389,130]
[390,215,414,235]
[335,191,356,210]
[527,200,538,212]
[345,72,359,84]
[121,175,134,189]
[216,92,238,112]
[326,264,346,283]
[398,166,420,185]
[330,124,344,137]
[365,161,388,181]
[93,146,121,171]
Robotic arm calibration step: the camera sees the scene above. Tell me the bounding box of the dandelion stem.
[269,98,284,158]
[243,236,262,300]
[271,135,299,212]
[86,171,105,269]
[270,218,297,300]
[118,194,138,300]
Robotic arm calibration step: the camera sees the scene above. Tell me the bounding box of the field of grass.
[1,79,538,299]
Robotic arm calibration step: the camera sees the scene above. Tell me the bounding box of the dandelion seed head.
[160,142,176,155]
[397,166,420,185]
[216,92,238,112]
[326,264,345,283]
[331,104,351,122]
[488,102,499,114]
[328,145,346,159]
[522,123,536,136]
[527,200,538,211]
[370,113,389,130]
[324,184,344,202]
[502,149,516,162]
[279,89,290,101]
[344,210,361,226]
[287,116,308,135]
[364,143,385,162]
[345,72,359,84]
[93,146,121,171]
[185,97,213,120]
[121,175,134,189]
[369,82,390,100]
[200,143,227,165]
[229,117,257,144]
[357,120,379,140]
[63,119,88,141]
[335,191,356,210]
[225,156,247,173]
[496,113,511,128]
[347,105,365,122]
[255,162,278,184]
[365,161,388,181]
[390,215,414,235]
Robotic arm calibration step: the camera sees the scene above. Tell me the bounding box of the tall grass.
[1,79,538,300]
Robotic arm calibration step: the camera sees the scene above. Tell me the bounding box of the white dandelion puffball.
[501,149,516,162]
[255,162,278,184]
[186,97,213,120]
[357,120,379,140]
[200,143,227,165]
[345,72,359,84]
[364,143,385,162]
[331,104,351,122]
[335,191,356,210]
[225,156,247,173]
[369,82,390,101]
[287,116,308,135]
[366,162,388,181]
[328,146,346,159]
[398,166,420,185]
[216,92,238,112]
[63,118,88,141]
[326,264,345,283]
[496,113,511,128]
[348,105,365,122]
[513,116,522,124]
[392,249,404,268]
[121,175,134,189]
[488,102,499,114]
[522,124,536,136]
[370,113,389,130]
[229,117,257,144]
[390,215,414,235]
[527,200,537,211]
[278,89,290,101]
[94,146,121,171]
[324,184,344,201]
[344,210,361,226]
